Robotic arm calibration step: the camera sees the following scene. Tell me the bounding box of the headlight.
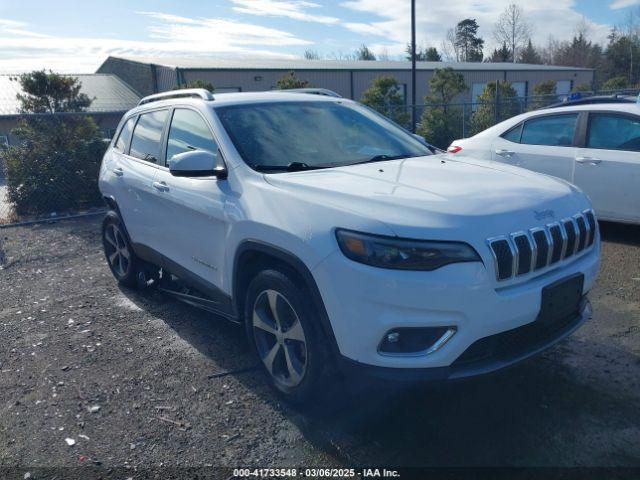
[335,229,481,271]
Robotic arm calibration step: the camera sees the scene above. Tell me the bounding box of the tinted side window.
[521,114,578,147]
[587,113,640,152]
[130,110,168,163]
[502,124,522,143]
[166,109,218,166]
[114,117,136,153]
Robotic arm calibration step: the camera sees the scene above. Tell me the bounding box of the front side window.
[587,113,640,152]
[166,109,218,166]
[520,114,578,147]
[129,109,168,163]
[215,101,431,171]
[114,117,136,153]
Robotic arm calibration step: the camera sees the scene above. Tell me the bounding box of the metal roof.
[109,56,593,72]
[0,74,141,116]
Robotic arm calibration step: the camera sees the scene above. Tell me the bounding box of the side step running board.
[158,287,240,324]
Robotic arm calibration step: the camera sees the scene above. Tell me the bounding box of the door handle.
[112,167,124,177]
[495,149,515,157]
[576,157,602,165]
[152,181,169,192]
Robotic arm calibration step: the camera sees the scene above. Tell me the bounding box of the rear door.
[104,115,135,204]
[574,111,640,223]
[492,113,579,182]
[119,108,169,249]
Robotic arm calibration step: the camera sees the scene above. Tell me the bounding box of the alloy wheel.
[104,224,131,278]
[252,289,308,388]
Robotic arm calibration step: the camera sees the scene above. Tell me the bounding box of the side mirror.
[169,150,227,179]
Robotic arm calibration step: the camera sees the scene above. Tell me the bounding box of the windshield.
[215,100,431,171]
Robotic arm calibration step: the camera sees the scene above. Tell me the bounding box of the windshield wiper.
[252,162,327,172]
[347,154,417,166]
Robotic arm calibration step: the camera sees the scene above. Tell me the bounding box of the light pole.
[411,0,417,133]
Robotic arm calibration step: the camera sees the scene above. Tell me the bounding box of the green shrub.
[3,116,106,216]
[361,76,410,128]
[529,80,558,110]
[470,81,519,134]
[417,68,468,148]
[276,71,310,89]
[601,76,629,91]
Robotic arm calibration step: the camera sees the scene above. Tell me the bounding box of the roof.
[538,102,640,114]
[107,56,593,72]
[546,94,636,108]
[0,74,141,116]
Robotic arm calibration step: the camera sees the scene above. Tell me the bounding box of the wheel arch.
[233,240,340,356]
[102,196,134,244]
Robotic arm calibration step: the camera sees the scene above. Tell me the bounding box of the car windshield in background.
[215,100,431,172]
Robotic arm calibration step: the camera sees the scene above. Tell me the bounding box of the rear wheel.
[102,213,139,288]
[245,269,329,404]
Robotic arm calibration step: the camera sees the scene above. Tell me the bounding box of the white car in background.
[448,103,640,224]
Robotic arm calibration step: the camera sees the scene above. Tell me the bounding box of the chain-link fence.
[0,113,111,228]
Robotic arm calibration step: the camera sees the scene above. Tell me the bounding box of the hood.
[264,154,590,240]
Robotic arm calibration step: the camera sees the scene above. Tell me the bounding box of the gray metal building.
[97,56,595,105]
[0,73,141,147]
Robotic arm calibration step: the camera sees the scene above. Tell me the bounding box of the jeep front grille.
[488,209,597,281]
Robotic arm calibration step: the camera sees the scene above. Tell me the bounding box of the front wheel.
[245,269,330,404]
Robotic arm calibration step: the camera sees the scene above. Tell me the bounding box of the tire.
[244,269,330,404]
[102,212,140,288]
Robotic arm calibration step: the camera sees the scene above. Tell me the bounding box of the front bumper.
[312,241,599,371]
[337,297,591,382]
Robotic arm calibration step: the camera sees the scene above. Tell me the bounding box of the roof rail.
[272,88,342,98]
[138,88,214,106]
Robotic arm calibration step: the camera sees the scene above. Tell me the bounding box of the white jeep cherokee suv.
[99,88,600,402]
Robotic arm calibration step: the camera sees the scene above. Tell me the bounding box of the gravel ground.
[0,216,639,475]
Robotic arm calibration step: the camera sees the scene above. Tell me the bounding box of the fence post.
[494,81,500,124]
[462,103,466,138]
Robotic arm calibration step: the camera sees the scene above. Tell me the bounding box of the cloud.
[231,0,340,24]
[342,22,381,35]
[0,19,50,38]
[0,12,308,73]
[139,11,312,46]
[341,0,613,59]
[610,0,640,9]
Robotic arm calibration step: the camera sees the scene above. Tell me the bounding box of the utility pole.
[411,0,417,133]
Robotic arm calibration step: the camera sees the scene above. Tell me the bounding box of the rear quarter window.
[113,117,136,153]
[501,124,522,143]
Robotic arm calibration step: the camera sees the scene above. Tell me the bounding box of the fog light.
[386,332,400,343]
[379,327,456,355]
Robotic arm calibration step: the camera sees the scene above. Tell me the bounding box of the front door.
[492,113,579,182]
[149,108,229,292]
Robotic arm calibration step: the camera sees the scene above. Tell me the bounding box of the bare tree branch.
[493,4,532,63]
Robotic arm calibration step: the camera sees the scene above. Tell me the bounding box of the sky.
[0,0,638,73]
